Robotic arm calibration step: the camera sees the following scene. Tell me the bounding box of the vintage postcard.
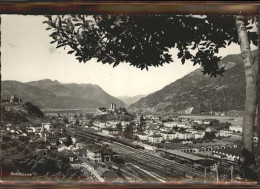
[0,2,259,188]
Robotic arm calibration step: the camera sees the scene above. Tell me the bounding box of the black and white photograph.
[0,6,259,186]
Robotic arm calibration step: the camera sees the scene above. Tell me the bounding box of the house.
[194,131,205,139]
[193,120,203,124]
[176,131,192,140]
[86,144,119,163]
[136,133,149,141]
[121,121,130,127]
[148,134,163,143]
[29,126,41,133]
[160,126,172,132]
[6,124,12,131]
[176,123,191,129]
[102,169,121,182]
[102,127,119,135]
[70,160,82,169]
[203,120,211,125]
[93,122,106,129]
[71,137,77,144]
[147,123,160,130]
[61,149,77,162]
[87,146,102,163]
[229,126,242,133]
[101,148,119,162]
[46,136,57,146]
[219,129,233,137]
[39,125,47,140]
[58,144,70,151]
[41,123,51,131]
[92,125,101,130]
[152,116,160,121]
[148,128,160,135]
[29,135,45,143]
[106,121,118,128]
[36,144,48,153]
[27,127,34,133]
[186,129,197,134]
[163,122,175,128]
[160,131,177,141]
[205,126,217,133]
[212,148,241,162]
[58,135,67,143]
[94,166,107,177]
[181,140,193,145]
[76,142,86,149]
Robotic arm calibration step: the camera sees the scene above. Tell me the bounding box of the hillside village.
[1,96,258,182]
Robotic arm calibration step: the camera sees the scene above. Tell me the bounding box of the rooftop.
[158,149,206,161]
[149,134,162,138]
[213,147,242,157]
[102,169,121,182]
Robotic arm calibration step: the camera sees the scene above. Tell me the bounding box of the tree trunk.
[235,15,258,180]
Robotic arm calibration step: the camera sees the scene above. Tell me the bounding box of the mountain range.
[1,79,126,110]
[128,50,258,115]
[117,95,146,107]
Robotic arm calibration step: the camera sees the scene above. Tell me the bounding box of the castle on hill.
[97,103,127,115]
[2,95,22,105]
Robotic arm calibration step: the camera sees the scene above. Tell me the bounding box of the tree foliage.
[116,122,123,134]
[1,107,28,124]
[63,135,73,146]
[44,15,257,77]
[203,131,216,140]
[122,122,134,139]
[23,102,44,118]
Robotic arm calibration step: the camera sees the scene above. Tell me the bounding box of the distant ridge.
[117,95,146,107]
[128,50,258,115]
[2,79,126,110]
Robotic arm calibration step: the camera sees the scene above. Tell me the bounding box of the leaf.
[74,23,82,26]
[67,50,74,54]
[177,51,183,58]
[199,42,207,46]
[181,58,185,64]
[57,44,65,48]
[113,62,119,68]
[50,41,56,44]
[191,44,197,50]
[46,27,52,30]
[227,39,232,46]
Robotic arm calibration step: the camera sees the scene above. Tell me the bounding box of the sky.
[1,15,251,97]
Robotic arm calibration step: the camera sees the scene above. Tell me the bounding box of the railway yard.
[68,127,217,182]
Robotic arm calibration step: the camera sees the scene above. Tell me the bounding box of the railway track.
[109,142,215,179]
[70,128,216,180]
